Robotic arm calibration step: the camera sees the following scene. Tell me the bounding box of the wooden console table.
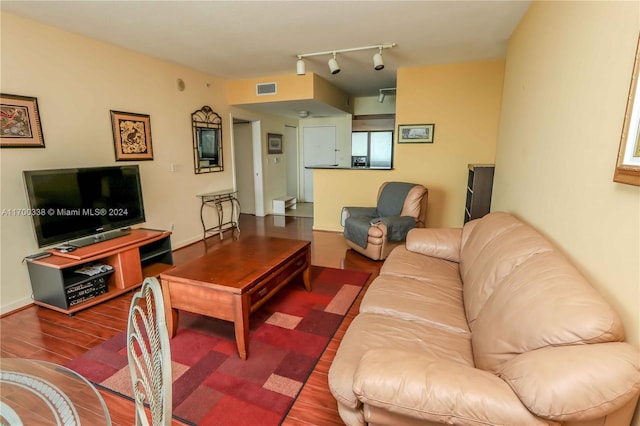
[197,189,240,240]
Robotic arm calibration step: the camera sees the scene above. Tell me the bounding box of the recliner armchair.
[342,182,428,260]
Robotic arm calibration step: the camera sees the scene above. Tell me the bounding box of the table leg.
[233,294,250,360]
[302,248,312,291]
[161,279,179,338]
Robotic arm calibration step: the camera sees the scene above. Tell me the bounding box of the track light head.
[377,91,386,103]
[296,58,305,75]
[328,53,341,75]
[298,110,309,118]
[373,48,384,70]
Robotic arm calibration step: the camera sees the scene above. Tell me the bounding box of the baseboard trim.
[1,297,35,317]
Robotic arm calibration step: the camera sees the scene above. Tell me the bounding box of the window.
[351,131,393,168]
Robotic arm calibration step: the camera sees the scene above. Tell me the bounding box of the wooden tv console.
[26,229,173,315]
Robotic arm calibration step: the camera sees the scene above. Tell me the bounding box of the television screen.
[23,165,146,248]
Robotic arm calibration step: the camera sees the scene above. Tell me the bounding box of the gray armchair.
[342,182,428,260]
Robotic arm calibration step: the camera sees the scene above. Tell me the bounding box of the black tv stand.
[69,228,131,248]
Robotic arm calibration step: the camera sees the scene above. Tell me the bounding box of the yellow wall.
[0,13,291,313]
[493,0,640,356]
[313,60,505,231]
[226,74,314,104]
[226,73,353,114]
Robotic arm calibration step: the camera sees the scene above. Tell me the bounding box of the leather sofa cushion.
[360,274,469,334]
[405,227,462,263]
[328,313,473,410]
[380,246,460,283]
[497,343,640,422]
[472,252,625,372]
[353,349,547,426]
[460,212,554,325]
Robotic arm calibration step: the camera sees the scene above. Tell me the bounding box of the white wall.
[493,0,640,356]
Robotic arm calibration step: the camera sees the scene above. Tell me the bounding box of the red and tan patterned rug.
[66,266,370,425]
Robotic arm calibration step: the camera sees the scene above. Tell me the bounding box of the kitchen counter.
[305,164,393,170]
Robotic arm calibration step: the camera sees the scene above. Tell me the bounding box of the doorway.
[231,116,265,216]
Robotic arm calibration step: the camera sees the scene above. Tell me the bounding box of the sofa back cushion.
[460,212,554,324]
[471,251,625,372]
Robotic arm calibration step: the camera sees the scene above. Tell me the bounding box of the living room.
[1,1,639,424]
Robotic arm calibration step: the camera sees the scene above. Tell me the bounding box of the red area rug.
[66,266,370,425]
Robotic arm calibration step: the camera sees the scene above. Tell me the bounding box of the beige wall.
[493,0,640,357]
[313,60,505,231]
[0,13,291,313]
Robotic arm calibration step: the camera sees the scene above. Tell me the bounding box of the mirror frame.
[192,105,223,174]
[614,35,640,186]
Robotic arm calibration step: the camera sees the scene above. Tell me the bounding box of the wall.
[493,1,640,353]
[313,60,505,231]
[354,95,396,116]
[0,13,271,314]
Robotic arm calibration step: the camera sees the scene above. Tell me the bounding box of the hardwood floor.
[1,214,382,425]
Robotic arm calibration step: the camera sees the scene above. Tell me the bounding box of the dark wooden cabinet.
[26,229,173,314]
[464,164,495,223]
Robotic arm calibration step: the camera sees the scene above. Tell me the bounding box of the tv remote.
[23,252,52,262]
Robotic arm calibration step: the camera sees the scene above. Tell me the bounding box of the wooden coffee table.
[159,236,311,360]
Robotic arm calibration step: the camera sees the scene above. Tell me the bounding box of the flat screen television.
[23,165,146,248]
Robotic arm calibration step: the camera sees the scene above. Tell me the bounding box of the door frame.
[229,113,265,217]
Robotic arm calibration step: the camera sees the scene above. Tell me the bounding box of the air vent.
[256,82,277,96]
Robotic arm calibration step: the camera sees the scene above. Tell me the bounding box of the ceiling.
[1,1,530,118]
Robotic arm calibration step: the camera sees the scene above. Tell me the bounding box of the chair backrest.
[127,277,172,426]
[377,182,428,227]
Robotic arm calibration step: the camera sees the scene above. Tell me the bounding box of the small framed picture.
[0,93,45,148]
[398,124,435,144]
[267,133,283,154]
[110,110,153,161]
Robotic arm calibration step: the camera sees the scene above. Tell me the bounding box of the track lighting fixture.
[377,87,396,103]
[328,53,340,75]
[373,47,384,70]
[296,57,305,76]
[295,43,396,76]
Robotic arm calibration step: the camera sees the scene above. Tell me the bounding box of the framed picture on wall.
[398,124,435,144]
[0,93,45,148]
[267,133,283,154]
[614,35,640,186]
[110,110,154,161]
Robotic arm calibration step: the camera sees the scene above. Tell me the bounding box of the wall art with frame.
[267,133,283,154]
[614,34,640,186]
[110,110,153,161]
[398,124,435,144]
[0,93,45,148]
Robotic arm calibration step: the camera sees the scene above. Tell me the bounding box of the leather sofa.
[329,212,640,426]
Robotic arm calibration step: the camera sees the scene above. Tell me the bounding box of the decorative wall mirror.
[192,105,223,174]
[614,35,640,186]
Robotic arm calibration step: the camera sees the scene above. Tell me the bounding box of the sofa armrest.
[405,228,462,262]
[498,343,640,422]
[341,206,377,226]
[353,349,546,425]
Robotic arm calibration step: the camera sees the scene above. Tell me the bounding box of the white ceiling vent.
[256,82,277,96]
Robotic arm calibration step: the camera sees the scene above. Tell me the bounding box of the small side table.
[197,190,240,240]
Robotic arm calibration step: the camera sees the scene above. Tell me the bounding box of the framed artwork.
[0,93,45,148]
[398,124,435,144]
[110,110,153,161]
[267,133,283,154]
[614,35,640,186]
